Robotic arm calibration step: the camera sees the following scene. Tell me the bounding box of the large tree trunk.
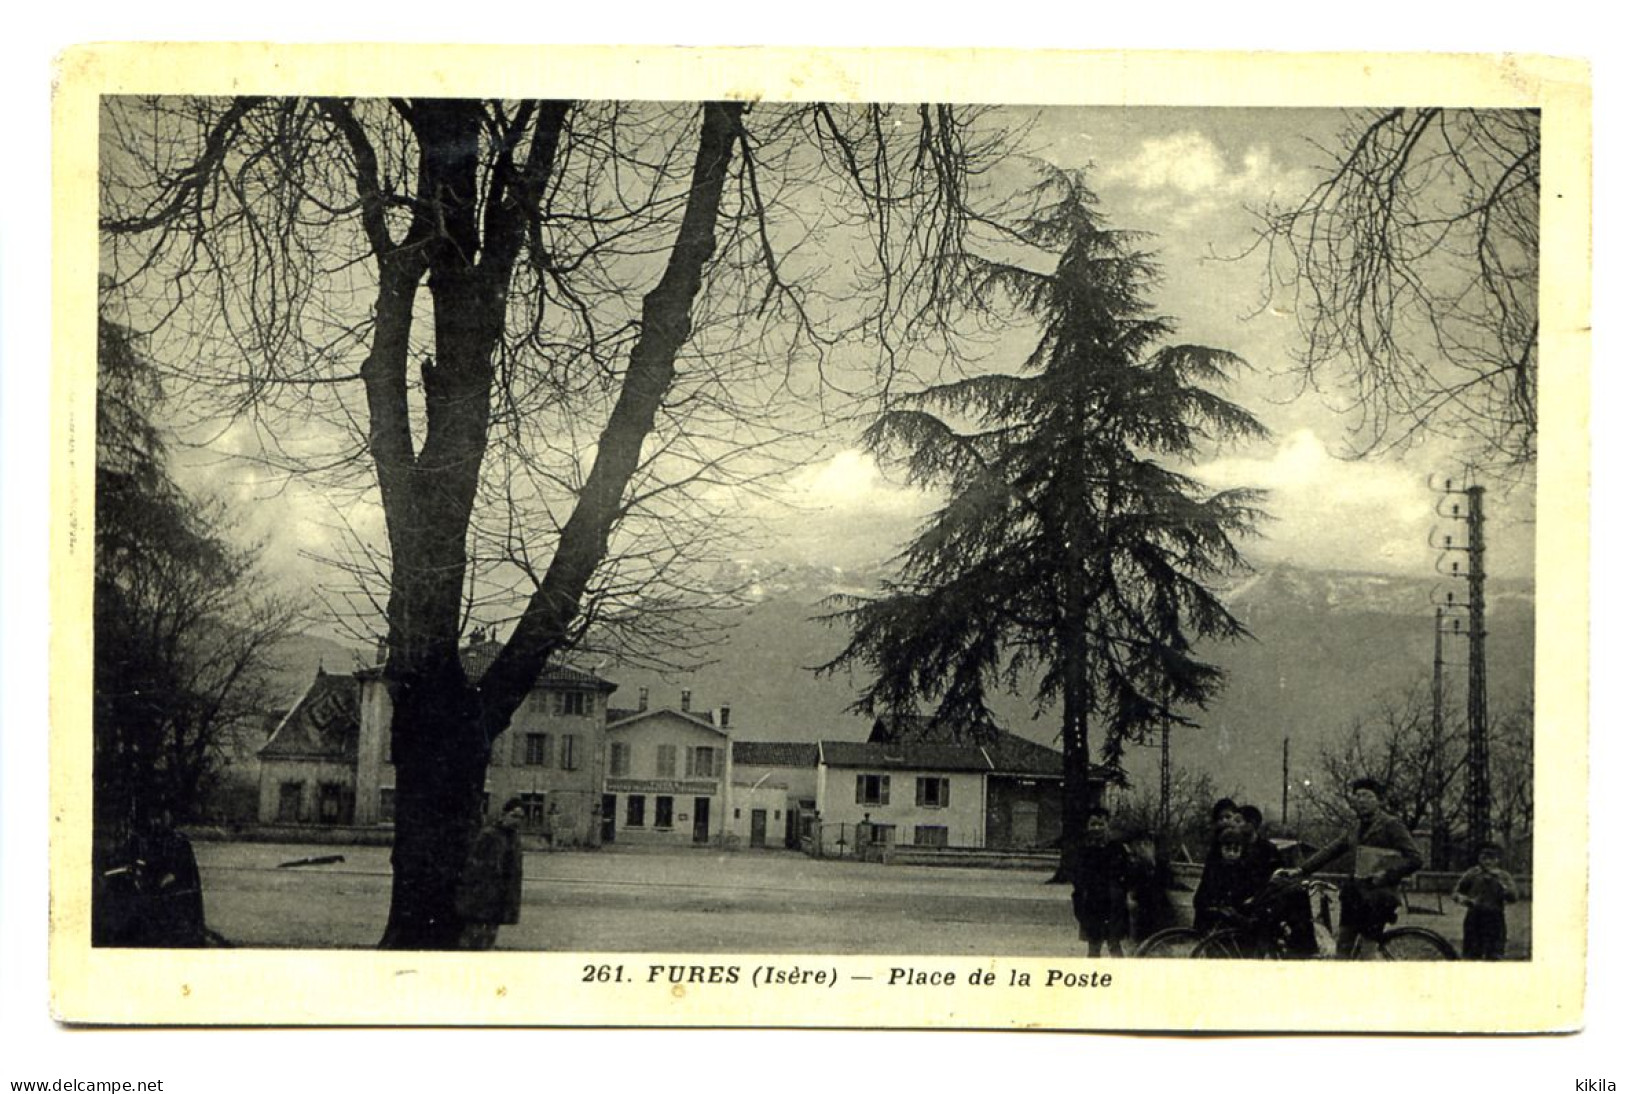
[374,101,742,949]
[1050,621,1093,885]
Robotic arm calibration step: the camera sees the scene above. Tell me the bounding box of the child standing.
[1453,841,1519,960]
[1071,806,1131,957]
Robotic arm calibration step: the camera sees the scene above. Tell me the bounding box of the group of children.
[1069,790,1519,960]
[1190,799,1303,942]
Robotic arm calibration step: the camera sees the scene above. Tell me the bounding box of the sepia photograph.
[48,45,1589,1031]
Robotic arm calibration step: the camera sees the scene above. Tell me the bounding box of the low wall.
[182,824,562,852]
[184,823,395,846]
[877,846,1061,871]
[1170,861,1533,899]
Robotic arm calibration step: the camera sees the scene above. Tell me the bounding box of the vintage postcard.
[50,44,1590,1029]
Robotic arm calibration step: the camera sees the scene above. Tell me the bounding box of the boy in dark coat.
[101,809,207,948]
[456,798,526,950]
[1071,807,1131,957]
[1192,827,1262,932]
[1453,841,1519,960]
[1278,777,1422,956]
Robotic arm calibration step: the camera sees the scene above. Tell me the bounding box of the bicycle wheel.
[1376,927,1458,961]
[1133,927,1204,958]
[1191,929,1252,959]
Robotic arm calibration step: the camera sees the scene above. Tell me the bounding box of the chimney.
[719,704,731,729]
[638,686,649,713]
[374,636,387,666]
[680,688,692,713]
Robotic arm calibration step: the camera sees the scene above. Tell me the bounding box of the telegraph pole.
[1430,608,1449,869]
[1281,736,1290,831]
[1431,473,1492,864]
[1464,485,1492,854]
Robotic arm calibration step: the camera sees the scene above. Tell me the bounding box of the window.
[518,792,547,828]
[686,745,716,778]
[657,744,677,777]
[317,782,350,824]
[916,776,951,808]
[855,773,890,806]
[379,788,396,824]
[609,742,630,777]
[561,734,579,771]
[555,690,595,717]
[870,823,895,844]
[528,691,546,712]
[277,781,304,823]
[626,795,646,827]
[525,732,552,766]
[733,808,741,819]
[914,825,949,847]
[654,796,675,828]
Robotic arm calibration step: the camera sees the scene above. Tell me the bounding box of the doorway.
[691,797,710,843]
[750,808,768,848]
[600,794,617,843]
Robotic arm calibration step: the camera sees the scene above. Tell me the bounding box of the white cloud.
[1195,429,1439,574]
[759,449,939,568]
[1097,131,1309,224]
[785,450,917,507]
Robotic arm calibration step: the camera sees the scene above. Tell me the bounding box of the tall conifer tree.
[825,173,1269,864]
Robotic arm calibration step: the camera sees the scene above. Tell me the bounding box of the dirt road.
[193,840,1531,957]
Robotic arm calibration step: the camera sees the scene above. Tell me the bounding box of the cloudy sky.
[744,106,1537,579]
[160,104,1537,598]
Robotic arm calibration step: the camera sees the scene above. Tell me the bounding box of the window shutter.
[490,732,505,767]
[880,776,890,806]
[543,733,554,767]
[586,694,595,716]
[915,778,924,806]
[941,778,950,807]
[511,730,526,765]
[552,692,564,717]
[685,746,696,777]
[856,774,863,804]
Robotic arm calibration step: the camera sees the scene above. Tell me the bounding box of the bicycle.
[1191,877,1456,960]
[1134,875,1326,958]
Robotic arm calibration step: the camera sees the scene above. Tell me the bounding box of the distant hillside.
[262,634,369,710]
[607,560,1535,812]
[275,560,1534,814]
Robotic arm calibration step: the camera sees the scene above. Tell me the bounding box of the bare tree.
[1306,682,1533,869]
[95,313,301,849]
[1109,767,1240,864]
[99,97,1018,948]
[1489,695,1534,866]
[1254,109,1539,474]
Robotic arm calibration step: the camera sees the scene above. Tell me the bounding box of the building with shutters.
[807,716,1065,853]
[259,633,617,845]
[600,689,733,846]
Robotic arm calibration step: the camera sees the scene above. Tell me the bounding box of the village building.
[256,646,1064,861]
[258,633,616,845]
[600,689,733,846]
[728,742,819,849]
[256,667,361,826]
[808,715,1065,853]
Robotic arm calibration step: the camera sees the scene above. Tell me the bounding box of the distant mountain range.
[264,560,1535,814]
